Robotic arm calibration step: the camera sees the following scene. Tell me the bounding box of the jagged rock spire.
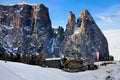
[67,11,76,27]
[65,11,76,36]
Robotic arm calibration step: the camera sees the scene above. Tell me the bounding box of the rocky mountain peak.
[80,9,93,20]
[67,11,76,28]
[77,9,96,32]
[65,11,76,36]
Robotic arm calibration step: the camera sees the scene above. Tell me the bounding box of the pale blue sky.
[0,0,120,30]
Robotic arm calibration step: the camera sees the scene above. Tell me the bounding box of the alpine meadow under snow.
[0,60,120,80]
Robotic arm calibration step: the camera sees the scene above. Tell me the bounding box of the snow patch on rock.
[51,37,55,53]
[17,2,28,5]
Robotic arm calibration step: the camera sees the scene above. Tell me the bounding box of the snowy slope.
[0,60,120,80]
[103,29,120,60]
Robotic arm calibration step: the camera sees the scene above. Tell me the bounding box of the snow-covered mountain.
[0,60,120,80]
[103,29,120,60]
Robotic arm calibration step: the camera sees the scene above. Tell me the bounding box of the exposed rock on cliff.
[0,3,52,56]
[52,26,64,57]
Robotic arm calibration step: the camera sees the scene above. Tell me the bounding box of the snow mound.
[0,60,120,80]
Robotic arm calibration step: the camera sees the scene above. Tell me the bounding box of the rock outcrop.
[61,10,109,61]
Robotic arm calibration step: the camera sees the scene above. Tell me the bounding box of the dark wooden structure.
[45,58,63,69]
[63,57,96,72]
[44,57,97,72]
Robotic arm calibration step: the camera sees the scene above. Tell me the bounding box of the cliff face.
[52,27,64,57]
[61,10,109,60]
[0,3,109,60]
[0,3,52,56]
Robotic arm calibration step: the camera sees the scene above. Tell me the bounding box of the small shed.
[45,58,63,69]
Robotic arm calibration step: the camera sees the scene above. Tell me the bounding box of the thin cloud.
[116,10,120,16]
[95,4,120,30]
[99,16,114,23]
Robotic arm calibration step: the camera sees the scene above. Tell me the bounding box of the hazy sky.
[0,0,120,30]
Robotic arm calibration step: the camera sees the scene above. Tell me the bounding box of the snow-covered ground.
[0,60,120,80]
[103,29,120,60]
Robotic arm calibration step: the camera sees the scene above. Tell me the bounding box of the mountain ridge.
[0,3,109,61]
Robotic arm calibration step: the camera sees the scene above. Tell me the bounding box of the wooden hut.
[45,58,63,69]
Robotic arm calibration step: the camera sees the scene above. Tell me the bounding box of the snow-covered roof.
[45,58,61,61]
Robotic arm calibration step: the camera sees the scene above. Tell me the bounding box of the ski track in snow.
[0,62,28,80]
